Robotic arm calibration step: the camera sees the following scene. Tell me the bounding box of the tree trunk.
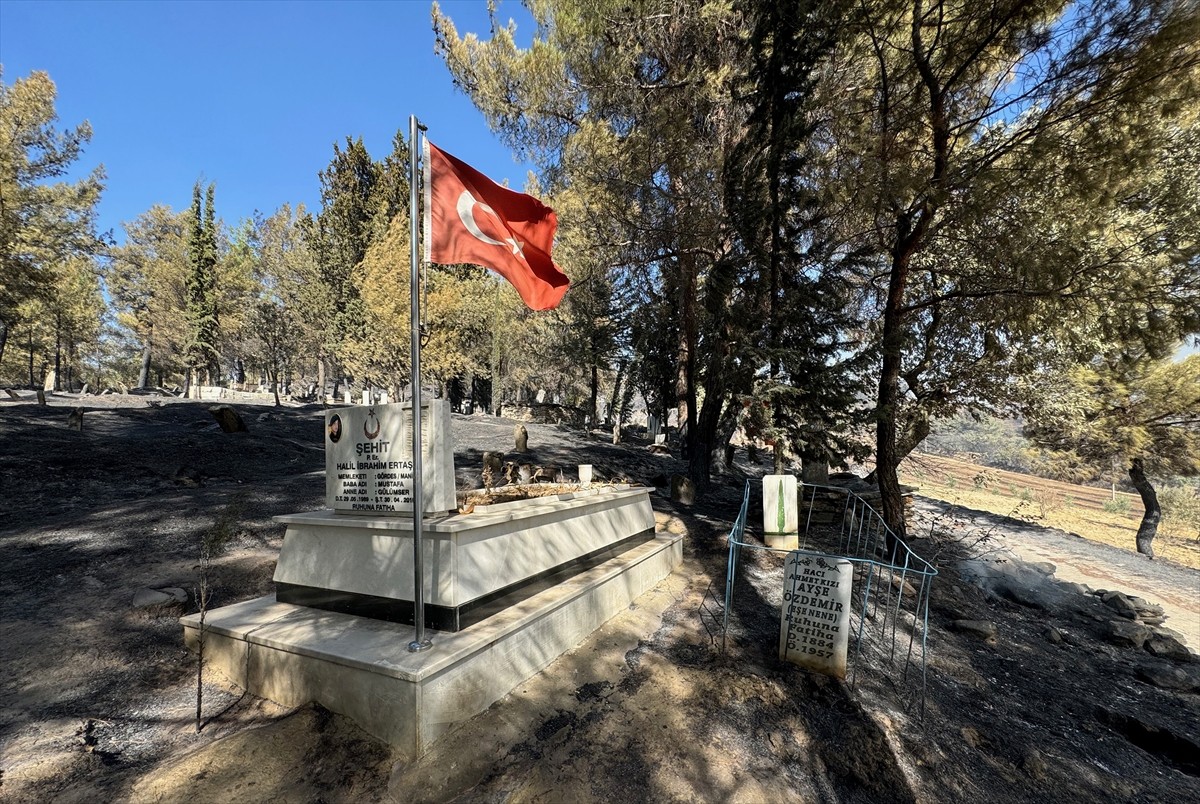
[27,327,35,388]
[1128,458,1161,558]
[607,360,627,429]
[0,318,8,368]
[876,249,912,544]
[589,360,599,429]
[53,314,62,392]
[137,326,152,388]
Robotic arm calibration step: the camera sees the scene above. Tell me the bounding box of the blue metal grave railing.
[721,480,752,652]
[720,479,937,712]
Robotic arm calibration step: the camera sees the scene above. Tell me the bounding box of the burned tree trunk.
[1128,458,1161,559]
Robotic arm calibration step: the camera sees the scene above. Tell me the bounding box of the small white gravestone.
[762,474,799,549]
[578,464,593,484]
[654,433,667,445]
[343,390,352,405]
[362,390,370,405]
[325,400,456,515]
[379,390,389,405]
[779,552,853,678]
[535,388,546,404]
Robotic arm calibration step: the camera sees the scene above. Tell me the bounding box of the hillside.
[902,452,1200,570]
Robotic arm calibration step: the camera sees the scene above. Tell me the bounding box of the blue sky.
[0,0,536,243]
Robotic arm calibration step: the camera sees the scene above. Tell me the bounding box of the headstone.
[647,414,659,440]
[762,474,799,549]
[670,474,695,505]
[514,424,528,453]
[379,390,389,405]
[482,451,503,488]
[80,384,89,395]
[578,464,593,484]
[5,389,19,400]
[535,389,546,403]
[654,433,667,445]
[779,552,853,678]
[801,460,829,484]
[43,369,56,392]
[67,407,84,431]
[36,389,47,405]
[209,405,249,433]
[362,390,370,405]
[344,390,352,405]
[325,400,456,514]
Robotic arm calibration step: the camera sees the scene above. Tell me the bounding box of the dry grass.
[901,453,1200,571]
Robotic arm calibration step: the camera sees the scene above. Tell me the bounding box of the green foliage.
[1024,353,1200,478]
[1103,497,1131,515]
[185,183,221,382]
[1159,482,1200,538]
[106,205,192,385]
[0,68,105,375]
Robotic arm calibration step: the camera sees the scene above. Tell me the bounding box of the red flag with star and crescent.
[425,141,569,311]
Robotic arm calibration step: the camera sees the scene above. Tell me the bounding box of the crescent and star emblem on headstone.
[456,191,526,260]
[363,409,381,440]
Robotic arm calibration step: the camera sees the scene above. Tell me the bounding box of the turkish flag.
[427,141,569,310]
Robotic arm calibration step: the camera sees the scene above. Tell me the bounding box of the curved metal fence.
[716,479,937,714]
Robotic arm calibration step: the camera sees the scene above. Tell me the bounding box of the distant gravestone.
[762,474,799,550]
[670,474,695,505]
[535,389,546,403]
[514,424,529,453]
[578,464,594,484]
[654,433,667,445]
[36,389,46,405]
[80,383,89,395]
[344,390,352,405]
[209,405,248,433]
[482,451,504,488]
[379,390,389,405]
[67,407,84,431]
[362,390,370,405]
[779,552,852,679]
[325,400,456,514]
[43,370,56,392]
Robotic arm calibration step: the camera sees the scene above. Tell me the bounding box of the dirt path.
[914,498,1200,644]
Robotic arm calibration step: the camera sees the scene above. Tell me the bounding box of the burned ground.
[1,397,1197,802]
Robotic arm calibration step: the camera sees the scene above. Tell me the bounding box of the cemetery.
[4,2,1200,801]
[2,394,1198,801]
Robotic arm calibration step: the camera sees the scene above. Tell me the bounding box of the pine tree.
[0,69,105,373]
[185,183,221,389]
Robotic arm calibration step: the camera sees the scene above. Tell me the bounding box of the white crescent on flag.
[456,191,525,258]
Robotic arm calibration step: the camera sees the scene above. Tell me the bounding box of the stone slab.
[325,400,456,514]
[273,486,655,609]
[779,551,853,678]
[763,474,799,536]
[184,533,682,759]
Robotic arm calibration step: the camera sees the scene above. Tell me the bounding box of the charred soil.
[1,397,1198,803]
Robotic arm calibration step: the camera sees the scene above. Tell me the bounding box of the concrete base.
[764,532,799,550]
[272,487,657,629]
[183,533,682,760]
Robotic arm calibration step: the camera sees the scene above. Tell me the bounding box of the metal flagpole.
[408,114,431,653]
